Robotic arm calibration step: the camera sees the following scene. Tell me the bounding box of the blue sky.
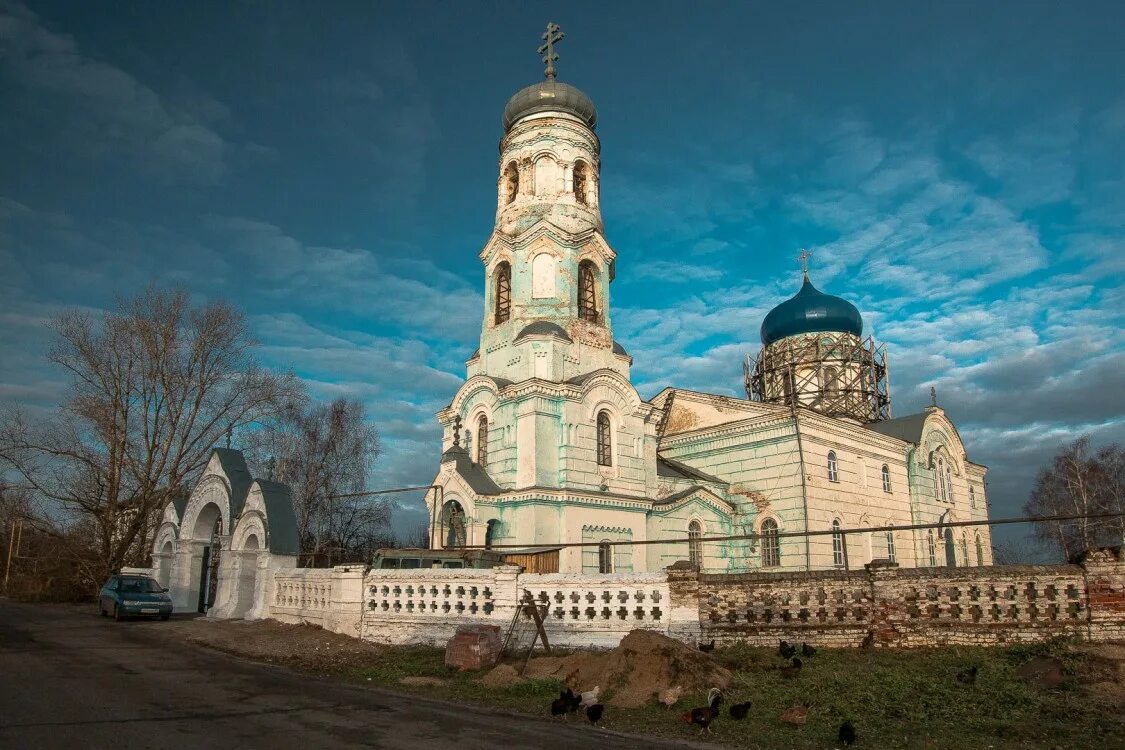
[2,1,1123,553]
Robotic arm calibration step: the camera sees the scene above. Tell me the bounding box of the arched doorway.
[194,503,224,613]
[944,528,957,568]
[232,533,260,619]
[443,500,466,549]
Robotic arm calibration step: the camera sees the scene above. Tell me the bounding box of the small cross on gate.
[452,415,462,448]
[538,22,564,80]
[930,386,938,407]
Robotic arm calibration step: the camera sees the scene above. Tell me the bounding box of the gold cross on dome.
[538,22,564,80]
[797,248,812,276]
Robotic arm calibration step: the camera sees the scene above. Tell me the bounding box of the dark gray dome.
[503,80,597,131]
[760,275,864,346]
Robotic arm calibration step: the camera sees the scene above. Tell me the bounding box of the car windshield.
[117,577,163,593]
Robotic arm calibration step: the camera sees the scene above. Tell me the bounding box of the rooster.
[697,638,716,653]
[778,639,797,659]
[681,688,723,735]
[801,641,817,657]
[586,703,604,725]
[550,688,574,717]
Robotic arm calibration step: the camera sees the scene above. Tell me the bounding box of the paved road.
[0,601,703,749]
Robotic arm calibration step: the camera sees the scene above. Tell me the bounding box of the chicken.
[956,665,979,685]
[860,631,875,649]
[579,686,600,708]
[586,703,604,725]
[779,656,803,678]
[658,685,684,708]
[697,639,716,653]
[780,705,808,727]
[550,688,574,717]
[681,688,723,735]
[728,701,752,720]
[838,720,857,746]
[778,639,797,659]
[801,641,817,657]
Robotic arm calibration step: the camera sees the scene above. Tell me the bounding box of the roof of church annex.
[760,271,864,346]
[502,23,597,132]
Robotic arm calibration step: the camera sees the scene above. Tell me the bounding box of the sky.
[1,1,1123,556]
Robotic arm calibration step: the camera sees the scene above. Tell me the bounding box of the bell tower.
[469,23,627,384]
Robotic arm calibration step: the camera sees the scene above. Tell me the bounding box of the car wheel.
[113,604,121,622]
[160,614,170,621]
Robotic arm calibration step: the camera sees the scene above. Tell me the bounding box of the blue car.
[99,574,174,621]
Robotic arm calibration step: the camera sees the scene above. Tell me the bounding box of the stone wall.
[689,547,1125,647]
[256,547,1125,650]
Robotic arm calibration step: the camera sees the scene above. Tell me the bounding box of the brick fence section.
[683,546,1124,648]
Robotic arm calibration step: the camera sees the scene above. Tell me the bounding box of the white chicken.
[658,685,684,708]
[579,686,601,708]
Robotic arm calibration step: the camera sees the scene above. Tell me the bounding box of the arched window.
[687,520,702,569]
[532,253,556,298]
[573,161,588,205]
[831,519,845,567]
[944,528,956,568]
[596,411,612,467]
[886,528,897,563]
[476,415,488,467]
[946,465,954,502]
[975,533,984,565]
[484,519,499,550]
[827,451,839,482]
[578,260,598,323]
[960,532,969,567]
[534,155,556,196]
[881,464,892,493]
[598,540,613,573]
[970,485,976,509]
[937,459,947,502]
[503,161,519,204]
[761,518,780,568]
[927,529,936,566]
[494,262,511,324]
[823,366,839,393]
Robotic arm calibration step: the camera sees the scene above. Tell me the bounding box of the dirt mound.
[479,663,524,689]
[523,629,731,708]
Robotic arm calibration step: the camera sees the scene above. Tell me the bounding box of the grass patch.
[352,643,1125,748]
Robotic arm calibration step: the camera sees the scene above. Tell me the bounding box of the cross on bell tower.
[538,22,564,80]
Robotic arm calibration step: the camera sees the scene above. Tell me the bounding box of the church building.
[426,26,993,575]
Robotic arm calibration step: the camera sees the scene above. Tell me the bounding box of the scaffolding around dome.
[745,330,891,423]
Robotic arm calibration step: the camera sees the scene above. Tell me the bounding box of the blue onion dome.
[760,273,864,346]
[503,80,597,132]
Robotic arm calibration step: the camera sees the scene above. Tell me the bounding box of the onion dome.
[760,273,863,346]
[503,80,597,132]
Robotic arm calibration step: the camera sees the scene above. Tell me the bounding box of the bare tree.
[1024,437,1125,561]
[246,397,386,566]
[0,287,304,582]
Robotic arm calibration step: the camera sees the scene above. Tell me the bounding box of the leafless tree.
[398,522,431,550]
[1024,437,1125,561]
[245,397,386,566]
[0,287,304,583]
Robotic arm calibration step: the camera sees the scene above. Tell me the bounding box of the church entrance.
[197,516,223,613]
[944,528,957,568]
[443,500,466,549]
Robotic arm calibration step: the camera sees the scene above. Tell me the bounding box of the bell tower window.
[503,162,519,204]
[494,262,511,324]
[476,415,489,467]
[596,411,612,466]
[532,253,556,298]
[573,161,588,205]
[578,260,598,323]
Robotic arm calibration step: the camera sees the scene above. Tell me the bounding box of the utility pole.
[4,520,20,592]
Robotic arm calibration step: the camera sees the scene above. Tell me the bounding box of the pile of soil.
[478,663,524,689]
[523,629,732,708]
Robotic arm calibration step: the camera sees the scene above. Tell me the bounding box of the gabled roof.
[864,412,930,445]
[210,448,253,516]
[656,455,728,486]
[254,479,299,555]
[440,446,502,495]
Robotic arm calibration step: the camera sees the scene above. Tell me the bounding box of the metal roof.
[210,448,253,517]
[760,274,863,345]
[440,446,503,495]
[864,412,930,444]
[503,80,597,131]
[514,321,573,343]
[254,479,299,555]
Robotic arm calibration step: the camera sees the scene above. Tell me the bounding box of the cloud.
[0,1,228,184]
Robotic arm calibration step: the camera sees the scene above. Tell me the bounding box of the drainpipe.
[788,366,812,572]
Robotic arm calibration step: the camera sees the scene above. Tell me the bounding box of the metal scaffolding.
[745,331,891,423]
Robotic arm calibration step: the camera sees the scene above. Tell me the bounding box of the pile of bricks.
[444,624,502,670]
